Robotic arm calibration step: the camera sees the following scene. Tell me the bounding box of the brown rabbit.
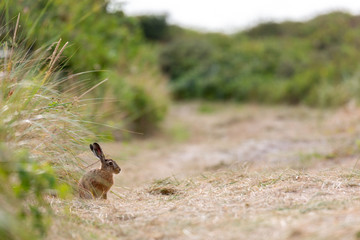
[78,143,121,199]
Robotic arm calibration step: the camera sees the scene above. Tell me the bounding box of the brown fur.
[78,143,121,200]
[79,169,114,199]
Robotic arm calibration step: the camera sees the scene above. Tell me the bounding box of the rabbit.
[78,143,121,199]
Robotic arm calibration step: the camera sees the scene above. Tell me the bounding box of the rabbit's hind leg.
[101,192,107,200]
[78,185,94,199]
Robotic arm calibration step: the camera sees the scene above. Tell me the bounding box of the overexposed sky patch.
[118,0,360,32]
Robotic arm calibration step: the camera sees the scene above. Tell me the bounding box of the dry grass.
[0,19,103,239]
[49,161,360,240]
[48,103,360,240]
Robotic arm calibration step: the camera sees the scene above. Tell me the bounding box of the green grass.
[0,19,96,239]
[3,0,170,135]
[166,123,190,142]
[197,102,217,114]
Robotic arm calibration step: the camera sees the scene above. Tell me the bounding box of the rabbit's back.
[78,169,114,199]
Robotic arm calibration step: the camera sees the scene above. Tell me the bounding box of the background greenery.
[160,11,360,107]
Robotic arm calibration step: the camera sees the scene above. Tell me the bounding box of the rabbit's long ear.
[90,143,105,162]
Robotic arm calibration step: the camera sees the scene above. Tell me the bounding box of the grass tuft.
[148,186,178,195]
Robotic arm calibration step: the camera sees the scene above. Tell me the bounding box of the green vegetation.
[3,0,169,135]
[0,22,92,237]
[138,14,169,41]
[160,11,360,107]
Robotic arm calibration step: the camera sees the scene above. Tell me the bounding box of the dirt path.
[104,103,356,188]
[50,103,360,240]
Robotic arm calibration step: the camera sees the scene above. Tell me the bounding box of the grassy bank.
[2,0,169,136]
[0,18,96,238]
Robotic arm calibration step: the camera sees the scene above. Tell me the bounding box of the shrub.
[138,14,169,41]
[159,37,214,80]
[161,11,360,107]
[105,59,169,135]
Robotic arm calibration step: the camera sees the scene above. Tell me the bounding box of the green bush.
[103,69,168,135]
[138,14,169,41]
[160,37,214,80]
[3,0,169,134]
[161,11,360,107]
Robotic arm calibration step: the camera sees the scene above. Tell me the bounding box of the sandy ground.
[104,103,357,187]
[50,103,360,240]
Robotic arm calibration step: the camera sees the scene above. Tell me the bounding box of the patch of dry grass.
[48,156,360,240]
[48,103,360,239]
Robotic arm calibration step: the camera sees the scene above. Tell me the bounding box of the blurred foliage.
[160,11,360,107]
[2,0,169,135]
[138,14,169,41]
[2,0,144,73]
[0,147,70,240]
[160,37,213,79]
